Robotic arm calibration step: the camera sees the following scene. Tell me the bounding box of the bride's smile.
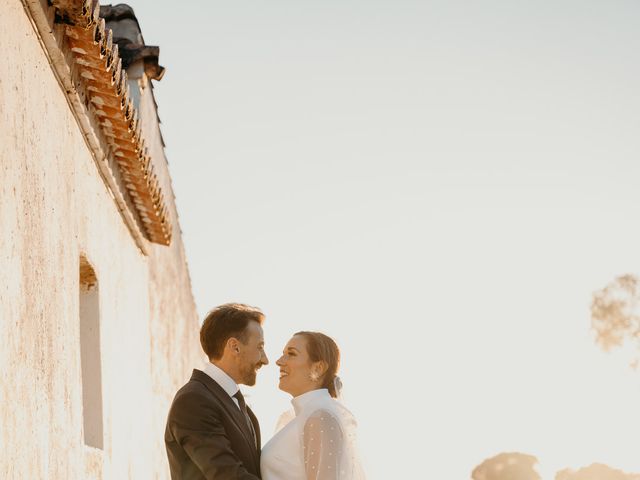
[275,335,326,397]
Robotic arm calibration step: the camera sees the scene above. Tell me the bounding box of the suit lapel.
[191,370,259,462]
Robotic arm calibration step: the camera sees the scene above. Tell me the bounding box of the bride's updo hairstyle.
[294,331,341,398]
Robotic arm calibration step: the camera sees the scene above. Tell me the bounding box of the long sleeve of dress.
[303,409,344,480]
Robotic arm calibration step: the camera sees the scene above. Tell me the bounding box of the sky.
[124,1,640,478]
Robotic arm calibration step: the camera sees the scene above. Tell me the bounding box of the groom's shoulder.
[173,369,215,401]
[169,370,221,416]
[178,369,210,390]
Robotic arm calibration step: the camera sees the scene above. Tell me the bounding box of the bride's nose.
[276,356,285,366]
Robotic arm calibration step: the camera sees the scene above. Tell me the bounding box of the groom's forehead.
[246,321,264,341]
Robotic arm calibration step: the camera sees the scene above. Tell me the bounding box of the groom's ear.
[226,337,241,355]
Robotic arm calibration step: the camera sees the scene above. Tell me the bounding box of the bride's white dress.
[260,388,365,480]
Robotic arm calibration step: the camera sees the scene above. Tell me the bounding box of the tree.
[591,274,640,368]
[556,463,640,480]
[471,452,541,480]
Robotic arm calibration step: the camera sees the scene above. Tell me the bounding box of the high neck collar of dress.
[291,388,330,415]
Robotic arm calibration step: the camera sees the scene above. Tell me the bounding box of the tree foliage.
[471,452,541,480]
[591,274,640,366]
[556,463,640,480]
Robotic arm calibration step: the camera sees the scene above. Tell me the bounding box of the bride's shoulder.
[306,406,339,420]
[305,401,357,428]
[302,408,343,438]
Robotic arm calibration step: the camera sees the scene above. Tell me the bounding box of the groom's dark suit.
[165,369,261,480]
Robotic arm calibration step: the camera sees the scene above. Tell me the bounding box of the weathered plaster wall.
[0,1,201,478]
[128,64,204,478]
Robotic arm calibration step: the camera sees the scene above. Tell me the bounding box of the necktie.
[233,390,257,447]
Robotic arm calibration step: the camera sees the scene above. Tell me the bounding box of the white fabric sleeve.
[303,409,344,480]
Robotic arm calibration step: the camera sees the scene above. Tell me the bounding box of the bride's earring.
[309,371,320,382]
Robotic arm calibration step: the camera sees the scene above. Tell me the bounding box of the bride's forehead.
[284,335,307,351]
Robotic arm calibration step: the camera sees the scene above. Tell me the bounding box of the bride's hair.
[294,331,341,398]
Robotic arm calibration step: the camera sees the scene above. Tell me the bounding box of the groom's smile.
[236,321,269,386]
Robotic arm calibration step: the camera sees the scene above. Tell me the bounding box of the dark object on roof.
[100,4,165,80]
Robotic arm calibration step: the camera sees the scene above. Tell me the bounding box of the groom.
[165,303,269,479]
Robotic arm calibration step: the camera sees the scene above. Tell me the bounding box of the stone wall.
[0,1,201,477]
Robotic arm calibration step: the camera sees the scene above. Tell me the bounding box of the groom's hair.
[200,303,265,360]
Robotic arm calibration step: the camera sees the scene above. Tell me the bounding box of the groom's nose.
[261,351,269,365]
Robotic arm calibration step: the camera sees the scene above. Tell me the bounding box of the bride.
[261,331,365,480]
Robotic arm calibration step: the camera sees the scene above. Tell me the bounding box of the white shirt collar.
[202,361,239,399]
[291,388,330,416]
